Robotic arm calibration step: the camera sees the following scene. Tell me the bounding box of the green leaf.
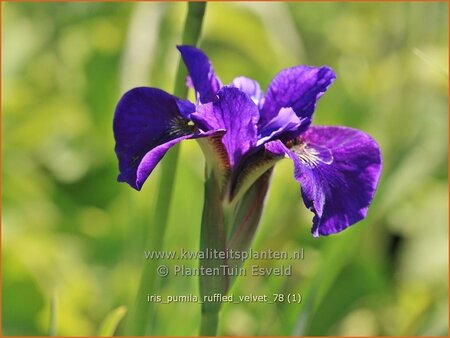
[48,291,57,336]
[98,306,127,336]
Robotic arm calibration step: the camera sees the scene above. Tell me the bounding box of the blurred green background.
[2,1,448,336]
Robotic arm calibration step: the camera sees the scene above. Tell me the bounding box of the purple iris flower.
[113,46,382,237]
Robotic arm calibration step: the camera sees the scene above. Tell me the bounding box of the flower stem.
[197,168,273,336]
[199,168,228,336]
[125,2,207,335]
[200,311,219,336]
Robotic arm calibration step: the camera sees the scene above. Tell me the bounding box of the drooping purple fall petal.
[133,134,192,190]
[133,130,222,190]
[177,45,222,103]
[191,86,259,167]
[114,87,203,190]
[260,65,336,128]
[266,126,382,237]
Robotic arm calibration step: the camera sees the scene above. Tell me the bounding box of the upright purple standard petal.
[257,107,308,146]
[191,87,259,167]
[266,126,382,237]
[260,65,336,127]
[177,45,222,103]
[231,76,264,107]
[113,87,198,190]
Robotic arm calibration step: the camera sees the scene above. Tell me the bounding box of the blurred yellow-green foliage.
[2,2,448,336]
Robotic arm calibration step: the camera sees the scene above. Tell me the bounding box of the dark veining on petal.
[123,116,197,175]
[167,116,197,138]
[288,138,333,169]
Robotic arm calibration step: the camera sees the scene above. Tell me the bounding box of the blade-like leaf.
[98,306,127,336]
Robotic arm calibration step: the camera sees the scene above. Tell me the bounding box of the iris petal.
[191,87,259,167]
[177,45,222,103]
[257,107,308,146]
[131,130,222,190]
[114,86,203,190]
[266,126,382,236]
[231,76,264,107]
[130,135,191,190]
[260,65,336,128]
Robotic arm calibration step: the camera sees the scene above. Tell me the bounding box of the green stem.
[200,312,219,336]
[125,2,207,335]
[198,168,228,336]
[197,170,272,336]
